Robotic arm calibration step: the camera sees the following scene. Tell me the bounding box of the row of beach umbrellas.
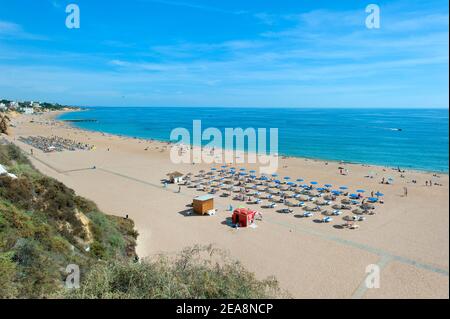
[197,167,386,200]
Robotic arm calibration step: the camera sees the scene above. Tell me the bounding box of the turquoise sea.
[58,107,449,173]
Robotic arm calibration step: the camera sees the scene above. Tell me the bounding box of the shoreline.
[54,109,449,175]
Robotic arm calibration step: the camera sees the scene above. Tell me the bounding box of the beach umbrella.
[296,178,304,182]
[274,180,281,184]
[324,184,332,188]
[356,189,366,193]
[310,181,318,185]
[240,168,246,171]
[287,182,295,186]
[340,186,348,190]
[250,174,257,178]
[317,187,326,192]
[375,192,384,197]
[239,172,246,176]
[331,190,342,195]
[211,168,217,171]
[250,170,256,173]
[272,174,278,177]
[284,176,291,180]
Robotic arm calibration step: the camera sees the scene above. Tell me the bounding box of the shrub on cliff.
[59,245,284,299]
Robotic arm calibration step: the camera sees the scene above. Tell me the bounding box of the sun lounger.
[321,216,333,223]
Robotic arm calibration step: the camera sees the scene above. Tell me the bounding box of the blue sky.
[0,0,448,107]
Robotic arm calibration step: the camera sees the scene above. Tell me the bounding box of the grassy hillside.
[0,143,137,298]
[0,142,282,299]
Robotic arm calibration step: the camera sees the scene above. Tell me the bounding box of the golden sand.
[4,111,449,298]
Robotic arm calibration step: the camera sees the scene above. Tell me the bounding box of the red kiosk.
[232,208,257,227]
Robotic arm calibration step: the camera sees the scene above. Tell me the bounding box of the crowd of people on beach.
[19,135,94,153]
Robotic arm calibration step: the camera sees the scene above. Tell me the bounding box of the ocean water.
[58,107,449,173]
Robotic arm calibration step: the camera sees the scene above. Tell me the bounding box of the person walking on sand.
[178,186,181,193]
[404,187,408,197]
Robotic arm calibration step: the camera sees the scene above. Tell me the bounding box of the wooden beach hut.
[193,195,215,215]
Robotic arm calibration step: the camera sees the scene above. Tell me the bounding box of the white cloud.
[0,20,48,40]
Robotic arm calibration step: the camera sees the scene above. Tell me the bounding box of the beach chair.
[303,212,313,218]
[321,216,333,223]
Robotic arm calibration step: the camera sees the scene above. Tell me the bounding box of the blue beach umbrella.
[324,184,332,188]
[310,181,318,185]
[317,187,326,192]
[272,174,278,177]
[250,174,257,178]
[250,170,256,173]
[274,180,281,184]
[287,182,295,186]
[331,190,342,195]
[368,197,379,202]
[296,178,304,182]
[211,168,217,171]
[356,189,366,193]
[375,192,384,197]
[284,176,291,180]
[340,186,348,190]
[240,168,246,171]
[221,165,227,168]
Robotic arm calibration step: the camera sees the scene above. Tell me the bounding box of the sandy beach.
[4,110,449,298]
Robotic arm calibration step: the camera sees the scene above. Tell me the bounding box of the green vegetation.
[0,143,282,299]
[0,143,137,298]
[59,245,283,299]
